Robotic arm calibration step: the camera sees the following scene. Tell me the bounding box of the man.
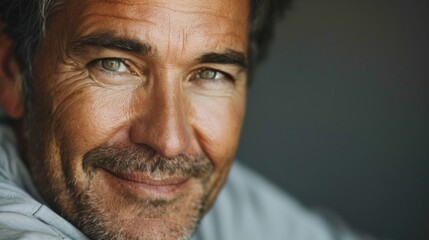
[0,0,372,239]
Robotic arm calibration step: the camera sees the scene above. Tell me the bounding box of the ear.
[0,26,24,119]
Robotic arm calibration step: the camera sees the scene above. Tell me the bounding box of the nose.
[129,80,191,158]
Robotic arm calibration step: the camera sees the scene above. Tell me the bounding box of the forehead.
[51,0,249,57]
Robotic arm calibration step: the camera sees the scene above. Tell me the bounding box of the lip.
[99,168,190,199]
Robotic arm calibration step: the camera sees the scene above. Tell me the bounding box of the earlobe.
[0,29,24,119]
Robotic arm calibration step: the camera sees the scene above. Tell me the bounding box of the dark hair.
[0,0,291,97]
[248,0,290,68]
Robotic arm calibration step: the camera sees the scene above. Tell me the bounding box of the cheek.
[62,90,135,157]
[191,95,245,166]
[33,71,135,158]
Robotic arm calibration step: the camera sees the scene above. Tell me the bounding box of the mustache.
[82,144,214,178]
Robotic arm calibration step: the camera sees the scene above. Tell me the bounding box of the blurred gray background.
[236,0,429,239]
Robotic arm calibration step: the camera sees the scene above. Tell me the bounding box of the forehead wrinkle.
[71,0,247,38]
[180,28,189,57]
[68,12,156,51]
[82,0,239,24]
[205,31,246,40]
[81,13,157,25]
[73,10,242,45]
[101,0,239,19]
[99,0,246,24]
[70,32,156,57]
[71,2,157,31]
[61,0,248,65]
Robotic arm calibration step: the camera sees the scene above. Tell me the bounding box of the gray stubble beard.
[74,188,205,240]
[66,144,214,240]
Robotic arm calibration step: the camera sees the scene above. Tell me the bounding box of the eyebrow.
[71,32,154,56]
[196,50,248,69]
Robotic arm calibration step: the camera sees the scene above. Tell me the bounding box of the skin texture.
[1,0,249,239]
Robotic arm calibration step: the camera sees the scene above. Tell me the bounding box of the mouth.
[99,168,191,200]
[82,145,213,202]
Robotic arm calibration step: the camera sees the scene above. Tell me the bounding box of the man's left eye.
[196,68,218,80]
[194,68,231,81]
[99,58,128,72]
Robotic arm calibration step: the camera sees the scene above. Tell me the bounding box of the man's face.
[26,0,248,239]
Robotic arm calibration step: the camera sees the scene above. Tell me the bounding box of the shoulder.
[194,162,369,240]
[0,166,84,239]
[0,124,88,240]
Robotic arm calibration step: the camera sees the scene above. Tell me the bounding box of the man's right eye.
[87,58,143,86]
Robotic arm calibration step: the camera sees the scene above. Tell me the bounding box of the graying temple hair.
[1,0,290,101]
[0,0,67,105]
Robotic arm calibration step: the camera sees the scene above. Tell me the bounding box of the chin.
[66,165,210,240]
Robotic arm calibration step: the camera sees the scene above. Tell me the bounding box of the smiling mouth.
[100,168,191,199]
[82,145,213,200]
